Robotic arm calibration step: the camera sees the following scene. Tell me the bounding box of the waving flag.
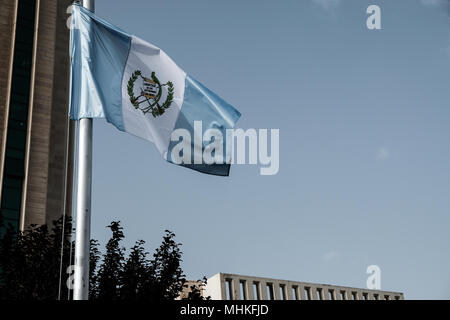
[69,4,240,176]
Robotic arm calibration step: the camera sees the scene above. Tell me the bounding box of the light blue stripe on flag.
[167,75,241,176]
[69,5,131,131]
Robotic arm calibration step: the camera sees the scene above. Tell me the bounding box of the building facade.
[0,0,74,232]
[202,273,404,300]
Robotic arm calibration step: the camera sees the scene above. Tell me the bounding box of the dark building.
[0,0,74,232]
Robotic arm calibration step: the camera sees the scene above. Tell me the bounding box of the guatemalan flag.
[69,4,241,176]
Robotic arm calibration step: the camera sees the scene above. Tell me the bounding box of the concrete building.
[0,0,74,232]
[201,273,404,300]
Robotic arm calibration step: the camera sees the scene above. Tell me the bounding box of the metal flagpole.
[73,0,95,301]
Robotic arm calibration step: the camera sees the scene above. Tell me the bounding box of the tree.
[0,217,72,300]
[183,276,211,301]
[120,239,150,300]
[89,239,101,298]
[96,221,125,300]
[92,225,188,301]
[0,218,207,300]
[149,230,186,301]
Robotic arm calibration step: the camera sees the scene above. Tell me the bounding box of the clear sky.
[82,0,450,299]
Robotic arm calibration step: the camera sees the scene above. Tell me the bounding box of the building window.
[304,287,311,300]
[1,0,37,234]
[253,282,260,300]
[239,280,247,300]
[316,288,323,300]
[279,284,287,300]
[328,289,335,300]
[292,286,299,300]
[266,283,274,300]
[225,279,233,300]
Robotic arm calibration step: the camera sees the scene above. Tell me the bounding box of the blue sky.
[82,0,450,299]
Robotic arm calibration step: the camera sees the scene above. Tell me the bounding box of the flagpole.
[73,0,95,301]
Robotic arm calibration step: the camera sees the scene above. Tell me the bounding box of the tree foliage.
[0,218,208,300]
[0,217,72,300]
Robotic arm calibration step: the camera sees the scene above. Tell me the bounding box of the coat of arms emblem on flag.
[127,70,174,118]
